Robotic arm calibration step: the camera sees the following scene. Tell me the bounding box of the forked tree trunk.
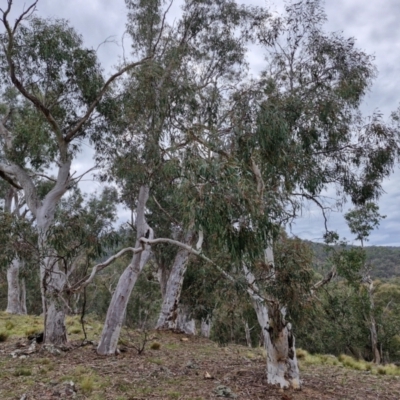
[243,248,300,389]
[97,186,152,355]
[156,231,194,330]
[6,259,26,314]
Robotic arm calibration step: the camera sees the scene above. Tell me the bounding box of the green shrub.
[0,331,9,342]
[14,368,32,377]
[150,342,161,350]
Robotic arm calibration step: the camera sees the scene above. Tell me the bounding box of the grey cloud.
[12,0,400,245]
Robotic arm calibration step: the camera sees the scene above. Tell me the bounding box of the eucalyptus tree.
[159,0,399,388]
[226,0,400,387]
[94,0,400,387]
[0,0,152,345]
[95,0,267,354]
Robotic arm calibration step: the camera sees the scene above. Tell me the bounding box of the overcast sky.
[9,0,400,246]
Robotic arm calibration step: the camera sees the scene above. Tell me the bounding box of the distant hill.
[307,241,400,279]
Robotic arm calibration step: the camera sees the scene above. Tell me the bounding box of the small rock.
[64,381,77,398]
[186,361,199,369]
[43,344,61,356]
[214,385,237,398]
[180,337,189,342]
[11,350,20,358]
[26,342,37,354]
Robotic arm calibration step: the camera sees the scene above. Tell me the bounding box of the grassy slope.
[1,312,400,400]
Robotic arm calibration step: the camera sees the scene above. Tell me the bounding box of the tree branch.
[64,58,152,142]
[69,246,143,292]
[0,162,38,212]
[311,267,337,293]
[41,160,72,220]
[0,169,22,190]
[1,1,65,157]
[140,237,236,284]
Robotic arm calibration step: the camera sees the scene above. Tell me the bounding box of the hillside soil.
[0,317,399,399]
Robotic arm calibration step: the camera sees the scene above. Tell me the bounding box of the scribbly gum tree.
[0,0,150,345]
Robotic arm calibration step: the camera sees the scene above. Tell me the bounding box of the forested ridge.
[310,242,400,278]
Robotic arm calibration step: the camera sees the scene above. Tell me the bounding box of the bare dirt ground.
[1,330,400,400]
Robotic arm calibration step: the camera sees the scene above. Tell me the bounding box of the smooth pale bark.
[244,321,252,347]
[6,259,26,314]
[265,306,300,389]
[20,276,27,315]
[157,264,169,298]
[176,305,196,335]
[364,277,381,364]
[4,188,26,315]
[244,248,300,389]
[97,186,152,355]
[201,316,212,338]
[37,163,71,346]
[156,231,194,330]
[40,257,68,346]
[370,314,381,364]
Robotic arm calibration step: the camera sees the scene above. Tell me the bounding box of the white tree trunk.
[201,316,212,338]
[365,278,381,364]
[157,264,169,298]
[244,321,252,347]
[156,231,194,330]
[370,314,380,364]
[20,276,27,315]
[4,188,26,315]
[36,160,72,346]
[6,259,24,314]
[97,186,152,355]
[243,249,300,389]
[265,307,300,389]
[176,305,196,335]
